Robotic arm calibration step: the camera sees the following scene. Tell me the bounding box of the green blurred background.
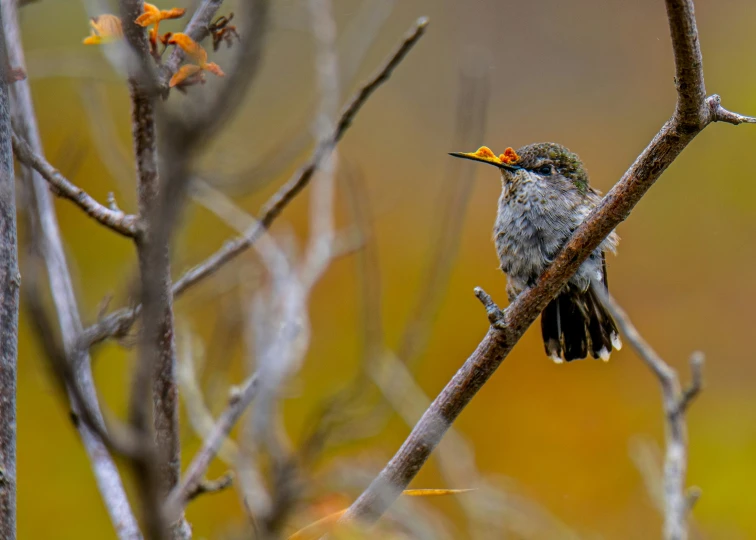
[14,0,756,537]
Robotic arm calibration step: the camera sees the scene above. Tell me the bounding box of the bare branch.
[596,287,675,384]
[10,133,138,237]
[118,0,159,92]
[708,95,756,125]
[173,15,427,296]
[176,325,240,466]
[0,1,141,537]
[79,16,429,348]
[678,352,704,414]
[0,13,17,537]
[23,269,145,460]
[686,486,702,512]
[342,0,747,527]
[474,287,505,328]
[664,0,706,126]
[185,472,234,502]
[165,374,259,517]
[595,288,703,540]
[117,0,187,536]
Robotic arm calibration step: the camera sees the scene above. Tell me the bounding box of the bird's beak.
[449,146,522,171]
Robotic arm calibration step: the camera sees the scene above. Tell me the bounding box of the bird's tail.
[541,285,622,363]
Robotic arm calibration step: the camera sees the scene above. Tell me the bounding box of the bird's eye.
[537,165,552,175]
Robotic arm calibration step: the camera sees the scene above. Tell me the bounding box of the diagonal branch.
[171,15,428,297]
[594,286,703,540]
[165,374,259,517]
[78,16,430,348]
[341,0,754,526]
[11,133,138,237]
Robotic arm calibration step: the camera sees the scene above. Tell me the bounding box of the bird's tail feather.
[541,285,621,362]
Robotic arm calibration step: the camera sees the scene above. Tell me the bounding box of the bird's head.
[449,142,589,194]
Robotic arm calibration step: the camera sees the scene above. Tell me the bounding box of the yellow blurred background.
[13,0,756,538]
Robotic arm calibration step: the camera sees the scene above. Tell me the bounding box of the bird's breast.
[494,181,580,281]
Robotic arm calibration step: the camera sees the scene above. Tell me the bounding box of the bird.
[449,143,621,363]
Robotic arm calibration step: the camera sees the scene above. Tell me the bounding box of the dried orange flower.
[167,33,225,87]
[83,14,123,45]
[499,147,520,164]
[470,146,497,160]
[136,3,185,45]
[460,146,506,166]
[450,146,521,168]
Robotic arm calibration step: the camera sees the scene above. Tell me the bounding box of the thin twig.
[0,14,18,538]
[79,16,430,348]
[185,472,234,502]
[174,15,426,295]
[341,0,751,527]
[165,374,259,517]
[594,287,703,540]
[677,352,703,415]
[23,269,146,460]
[11,133,138,237]
[707,95,756,125]
[0,1,142,537]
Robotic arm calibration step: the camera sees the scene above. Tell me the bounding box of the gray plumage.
[450,142,622,363]
[494,142,621,362]
[494,143,617,298]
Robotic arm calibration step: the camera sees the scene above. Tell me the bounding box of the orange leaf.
[203,62,225,77]
[135,3,160,26]
[83,14,123,45]
[137,3,185,26]
[168,32,206,64]
[169,64,201,87]
[160,7,186,20]
[403,488,476,497]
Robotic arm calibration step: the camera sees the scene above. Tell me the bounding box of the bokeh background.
[13,0,756,537]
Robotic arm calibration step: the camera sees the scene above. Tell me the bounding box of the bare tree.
[6,1,428,538]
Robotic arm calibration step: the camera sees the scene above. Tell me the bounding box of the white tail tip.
[611,332,623,351]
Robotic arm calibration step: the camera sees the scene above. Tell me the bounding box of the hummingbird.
[449,143,621,363]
